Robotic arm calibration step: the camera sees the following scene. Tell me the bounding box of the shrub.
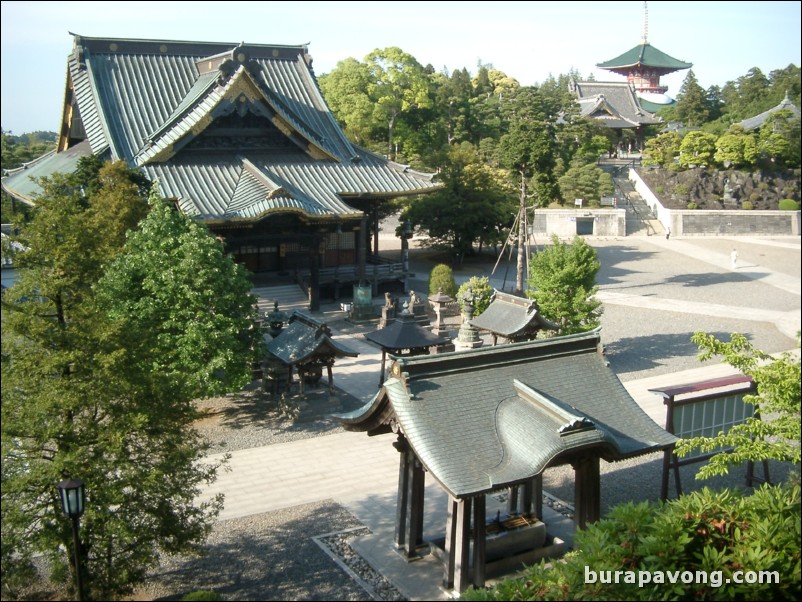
[457,276,493,316]
[687,202,698,209]
[655,185,665,194]
[428,264,458,298]
[779,199,800,210]
[463,482,801,601]
[741,200,753,210]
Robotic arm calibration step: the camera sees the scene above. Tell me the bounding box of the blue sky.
[2,0,800,134]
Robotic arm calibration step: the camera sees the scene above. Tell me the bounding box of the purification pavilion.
[336,330,677,592]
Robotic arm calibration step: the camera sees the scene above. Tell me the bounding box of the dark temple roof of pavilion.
[738,92,801,131]
[570,80,662,128]
[469,290,559,339]
[2,35,439,219]
[336,330,677,498]
[597,42,692,77]
[265,312,357,365]
[365,308,449,352]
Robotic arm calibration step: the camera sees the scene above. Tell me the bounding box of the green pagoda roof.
[597,43,692,76]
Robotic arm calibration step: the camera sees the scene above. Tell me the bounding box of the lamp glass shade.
[57,478,85,518]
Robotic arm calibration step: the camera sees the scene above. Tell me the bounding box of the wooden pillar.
[406,455,425,557]
[379,350,387,388]
[453,497,472,593]
[532,474,543,519]
[309,242,320,312]
[507,485,519,515]
[326,362,334,394]
[372,203,380,257]
[394,436,410,549]
[522,480,533,515]
[357,216,367,282]
[443,496,459,589]
[573,456,600,530]
[472,495,486,588]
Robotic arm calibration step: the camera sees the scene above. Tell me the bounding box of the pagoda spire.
[642,1,649,44]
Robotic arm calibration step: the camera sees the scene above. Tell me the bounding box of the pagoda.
[596,2,692,112]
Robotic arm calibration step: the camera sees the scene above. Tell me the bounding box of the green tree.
[675,332,801,478]
[526,235,601,334]
[1,174,259,599]
[714,126,758,168]
[428,263,458,298]
[318,58,379,146]
[365,47,433,159]
[400,142,514,260]
[642,131,682,168]
[558,163,614,206]
[675,70,711,127]
[498,86,558,293]
[678,130,718,168]
[757,110,801,168]
[457,275,494,317]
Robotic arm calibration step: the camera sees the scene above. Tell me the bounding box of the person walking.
[665,227,671,240]
[731,248,738,269]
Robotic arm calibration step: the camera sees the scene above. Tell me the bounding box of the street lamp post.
[57,478,86,601]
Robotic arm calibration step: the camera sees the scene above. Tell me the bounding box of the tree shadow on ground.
[141,501,369,601]
[603,330,742,376]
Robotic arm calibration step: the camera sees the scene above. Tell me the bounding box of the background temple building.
[571,3,692,149]
[1,35,440,310]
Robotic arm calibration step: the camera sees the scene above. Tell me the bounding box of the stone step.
[252,285,309,317]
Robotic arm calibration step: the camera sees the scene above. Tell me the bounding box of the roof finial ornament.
[642,1,649,45]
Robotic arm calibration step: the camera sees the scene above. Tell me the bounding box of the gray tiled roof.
[469,290,559,338]
[3,35,439,220]
[739,93,801,131]
[572,80,662,128]
[365,310,449,351]
[1,139,94,204]
[339,330,676,498]
[265,312,358,365]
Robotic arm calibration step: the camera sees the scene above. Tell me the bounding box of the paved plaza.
[196,233,800,601]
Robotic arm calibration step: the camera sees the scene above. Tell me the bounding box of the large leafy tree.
[714,125,758,169]
[318,58,378,146]
[1,170,259,599]
[678,130,718,169]
[498,86,559,293]
[400,142,514,260]
[526,235,602,334]
[365,47,433,160]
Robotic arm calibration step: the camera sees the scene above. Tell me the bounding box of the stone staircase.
[252,284,310,319]
[599,159,664,237]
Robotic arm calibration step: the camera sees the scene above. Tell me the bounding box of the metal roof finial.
[642,1,649,45]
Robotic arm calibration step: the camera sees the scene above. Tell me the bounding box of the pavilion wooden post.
[326,361,334,394]
[379,350,387,388]
[472,495,486,588]
[392,434,426,558]
[573,456,601,530]
[407,456,425,557]
[443,496,459,588]
[394,435,410,550]
[452,497,473,593]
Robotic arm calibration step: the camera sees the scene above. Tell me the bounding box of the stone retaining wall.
[629,169,800,237]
